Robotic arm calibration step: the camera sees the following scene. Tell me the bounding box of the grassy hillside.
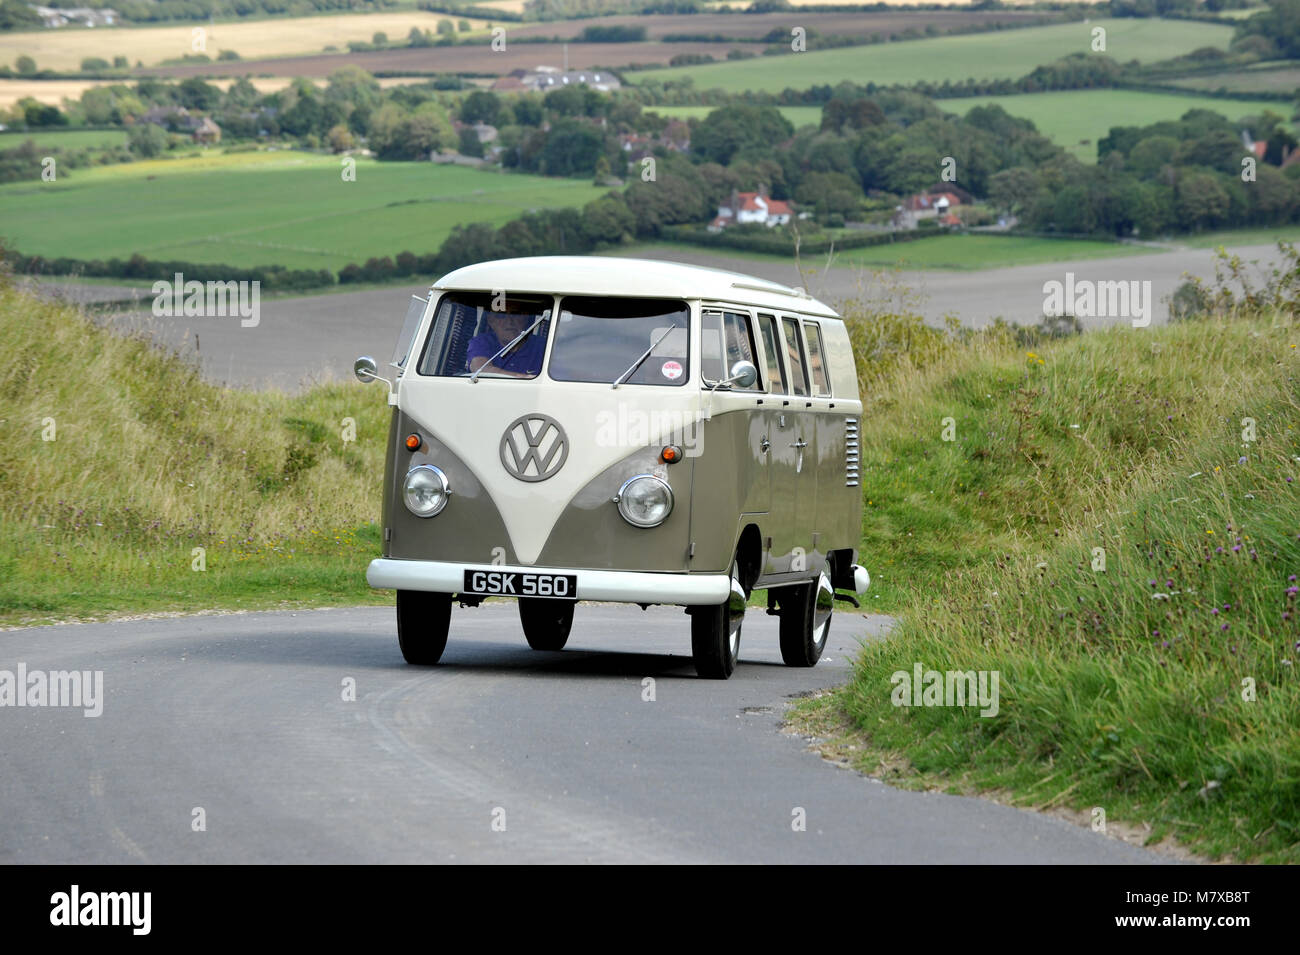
[0,151,605,271]
[646,19,1234,93]
[941,90,1291,162]
[807,270,1300,862]
[0,273,389,624]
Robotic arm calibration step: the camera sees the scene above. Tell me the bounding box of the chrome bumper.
[366,558,731,606]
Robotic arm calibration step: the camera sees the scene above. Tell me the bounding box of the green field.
[832,233,1153,270]
[0,150,606,270]
[1167,61,1300,94]
[940,89,1290,161]
[0,128,129,151]
[648,104,822,129]
[645,18,1235,94]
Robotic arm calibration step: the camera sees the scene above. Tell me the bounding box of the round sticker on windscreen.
[661,360,683,380]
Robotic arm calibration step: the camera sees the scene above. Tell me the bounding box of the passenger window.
[757,313,787,394]
[702,310,761,391]
[781,317,809,397]
[803,321,831,396]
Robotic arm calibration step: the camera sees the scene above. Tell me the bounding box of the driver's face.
[488,313,526,343]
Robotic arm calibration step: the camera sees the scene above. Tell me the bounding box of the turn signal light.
[404,433,422,451]
[660,445,683,464]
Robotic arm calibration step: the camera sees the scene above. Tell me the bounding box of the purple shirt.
[466,329,546,375]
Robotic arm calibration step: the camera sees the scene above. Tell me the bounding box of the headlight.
[403,465,450,517]
[615,475,673,528]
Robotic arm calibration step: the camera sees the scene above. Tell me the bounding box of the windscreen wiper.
[469,314,546,383]
[612,325,678,389]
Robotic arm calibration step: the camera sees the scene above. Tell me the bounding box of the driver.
[466,310,546,378]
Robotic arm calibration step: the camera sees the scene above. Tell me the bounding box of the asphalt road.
[2,604,1161,863]
[33,240,1289,391]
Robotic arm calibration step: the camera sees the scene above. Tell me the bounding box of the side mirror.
[354,355,394,390]
[354,355,379,383]
[726,360,758,390]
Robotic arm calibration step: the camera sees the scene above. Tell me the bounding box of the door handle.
[791,439,808,449]
[760,436,771,453]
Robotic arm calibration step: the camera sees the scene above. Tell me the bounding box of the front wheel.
[692,560,746,679]
[519,597,575,651]
[778,573,833,667]
[396,590,452,665]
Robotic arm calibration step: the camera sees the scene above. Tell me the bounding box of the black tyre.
[692,560,746,679]
[519,597,575,651]
[778,574,833,667]
[396,590,452,665]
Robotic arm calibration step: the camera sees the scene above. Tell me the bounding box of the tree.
[15,55,36,76]
[458,126,483,158]
[539,118,611,177]
[0,0,40,30]
[327,123,356,153]
[177,77,221,112]
[460,90,501,126]
[513,96,543,127]
[794,171,863,218]
[988,167,1039,217]
[408,26,433,48]
[436,18,455,36]
[581,195,635,244]
[691,104,794,165]
[372,32,388,47]
[1175,171,1231,230]
[128,123,167,158]
[24,103,67,127]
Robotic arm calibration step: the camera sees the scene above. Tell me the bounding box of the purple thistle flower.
[1211,608,1220,615]
[1221,623,1230,631]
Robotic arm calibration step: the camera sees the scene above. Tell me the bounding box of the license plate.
[462,570,577,599]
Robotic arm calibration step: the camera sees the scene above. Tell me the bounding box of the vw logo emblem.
[500,414,568,482]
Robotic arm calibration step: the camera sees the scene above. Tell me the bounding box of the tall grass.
[824,266,1300,861]
[0,275,391,622]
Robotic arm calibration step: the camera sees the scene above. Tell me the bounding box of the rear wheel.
[396,590,452,665]
[692,560,746,679]
[778,573,833,667]
[519,597,575,651]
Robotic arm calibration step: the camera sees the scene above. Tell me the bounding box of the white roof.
[433,256,839,318]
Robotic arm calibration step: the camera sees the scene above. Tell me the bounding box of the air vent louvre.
[845,417,860,487]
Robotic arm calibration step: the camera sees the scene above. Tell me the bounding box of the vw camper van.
[357,256,869,679]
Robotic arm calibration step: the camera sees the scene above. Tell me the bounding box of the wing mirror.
[354,355,393,389]
[721,360,758,390]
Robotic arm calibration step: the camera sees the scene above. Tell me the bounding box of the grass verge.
[0,276,391,627]
[811,275,1300,862]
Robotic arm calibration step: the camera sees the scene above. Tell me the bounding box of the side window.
[781,316,809,397]
[757,313,787,394]
[703,309,762,390]
[803,321,831,396]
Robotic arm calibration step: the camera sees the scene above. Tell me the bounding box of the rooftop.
[433,256,838,318]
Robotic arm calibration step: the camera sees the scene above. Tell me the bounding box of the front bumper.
[366,558,730,606]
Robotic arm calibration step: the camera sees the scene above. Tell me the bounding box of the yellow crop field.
[0,11,491,72]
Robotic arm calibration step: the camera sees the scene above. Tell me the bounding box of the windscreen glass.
[417,292,553,379]
[549,297,690,386]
